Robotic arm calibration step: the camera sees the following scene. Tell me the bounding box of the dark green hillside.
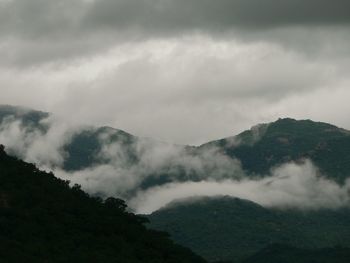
[244,244,350,263]
[148,196,350,262]
[201,118,350,182]
[0,145,206,263]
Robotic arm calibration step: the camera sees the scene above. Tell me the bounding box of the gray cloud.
[1,36,348,144]
[1,0,350,66]
[3,0,350,39]
[0,0,350,147]
[131,160,350,214]
[84,0,350,33]
[0,115,243,197]
[0,115,81,167]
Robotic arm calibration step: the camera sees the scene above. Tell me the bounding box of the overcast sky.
[1,0,350,145]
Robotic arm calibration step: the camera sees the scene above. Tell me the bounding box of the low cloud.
[130,160,350,214]
[0,114,81,168]
[56,128,244,199]
[0,114,243,199]
[1,114,349,215]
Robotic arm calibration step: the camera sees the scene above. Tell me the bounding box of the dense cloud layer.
[0,37,349,144]
[2,0,350,38]
[1,0,350,145]
[131,161,350,214]
[0,0,349,66]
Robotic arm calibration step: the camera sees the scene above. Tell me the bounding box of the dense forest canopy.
[0,145,206,263]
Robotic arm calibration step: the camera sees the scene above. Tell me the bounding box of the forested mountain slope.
[200,118,350,182]
[0,145,206,263]
[243,244,350,263]
[148,196,350,262]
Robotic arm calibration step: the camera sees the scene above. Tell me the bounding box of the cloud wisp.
[0,115,80,168]
[0,114,243,198]
[131,161,350,214]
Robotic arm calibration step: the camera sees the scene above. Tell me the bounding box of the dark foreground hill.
[0,145,206,263]
[148,196,350,262]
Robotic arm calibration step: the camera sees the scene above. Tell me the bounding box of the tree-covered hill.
[243,244,350,263]
[148,196,350,262]
[200,118,350,182]
[0,145,206,263]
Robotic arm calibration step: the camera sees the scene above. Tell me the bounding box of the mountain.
[200,118,350,182]
[65,117,350,183]
[2,105,350,185]
[0,105,139,171]
[243,244,350,263]
[2,105,350,262]
[0,145,206,263]
[0,105,239,198]
[147,196,350,262]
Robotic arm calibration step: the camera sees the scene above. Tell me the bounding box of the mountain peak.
[209,117,348,148]
[270,117,340,130]
[199,117,350,182]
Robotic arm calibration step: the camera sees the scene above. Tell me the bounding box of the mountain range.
[1,105,350,186]
[1,105,350,262]
[2,143,350,262]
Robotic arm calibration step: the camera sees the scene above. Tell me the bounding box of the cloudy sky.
[1,0,350,145]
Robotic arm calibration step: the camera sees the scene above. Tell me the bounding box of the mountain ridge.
[0,144,206,263]
[148,195,350,262]
[2,105,350,262]
[1,105,350,198]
